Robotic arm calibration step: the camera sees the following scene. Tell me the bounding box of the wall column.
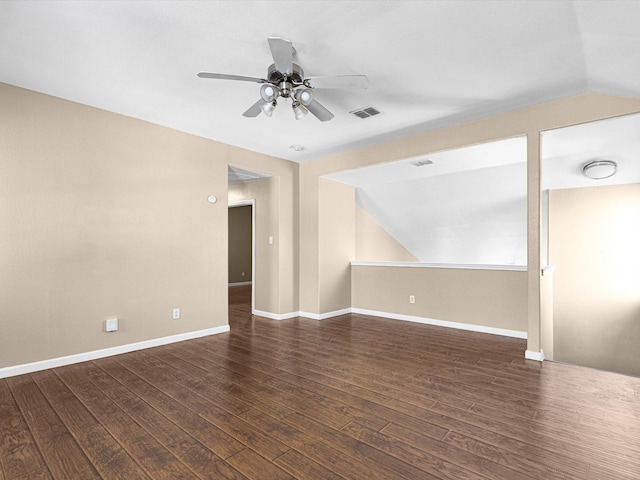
[526,132,544,360]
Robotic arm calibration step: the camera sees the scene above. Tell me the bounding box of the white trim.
[351,308,528,339]
[525,349,545,361]
[0,326,230,379]
[541,265,556,276]
[351,261,527,272]
[228,281,253,286]
[299,308,352,320]
[253,309,299,321]
[253,309,353,321]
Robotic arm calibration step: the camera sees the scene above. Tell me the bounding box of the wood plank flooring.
[2,284,640,479]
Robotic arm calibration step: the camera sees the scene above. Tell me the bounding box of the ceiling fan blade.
[197,72,266,83]
[305,75,369,89]
[268,37,294,76]
[306,99,334,122]
[242,99,264,117]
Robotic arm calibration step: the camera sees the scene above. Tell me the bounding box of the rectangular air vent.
[410,159,434,167]
[350,106,381,119]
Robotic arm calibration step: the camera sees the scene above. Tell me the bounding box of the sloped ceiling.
[329,137,529,265]
[328,113,640,265]
[1,1,639,162]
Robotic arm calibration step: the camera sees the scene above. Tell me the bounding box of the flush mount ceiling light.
[582,160,617,180]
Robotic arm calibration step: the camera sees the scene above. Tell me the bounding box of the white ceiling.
[327,113,640,265]
[335,137,529,265]
[542,112,640,190]
[325,136,527,187]
[1,1,640,163]
[228,165,273,185]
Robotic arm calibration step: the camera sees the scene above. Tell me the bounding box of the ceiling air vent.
[350,106,381,119]
[410,159,433,167]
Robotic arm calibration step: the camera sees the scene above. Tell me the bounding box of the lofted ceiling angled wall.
[1,1,640,163]
[328,137,529,265]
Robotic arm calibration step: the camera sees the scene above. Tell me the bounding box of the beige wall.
[228,205,252,283]
[228,178,280,314]
[0,83,230,368]
[352,266,527,332]
[549,184,640,376]
[318,179,355,313]
[299,166,320,314]
[0,83,296,370]
[540,272,554,360]
[355,206,418,262]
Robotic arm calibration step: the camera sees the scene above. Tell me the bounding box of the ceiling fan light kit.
[198,37,368,122]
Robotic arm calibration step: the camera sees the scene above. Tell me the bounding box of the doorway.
[541,112,640,377]
[228,200,255,322]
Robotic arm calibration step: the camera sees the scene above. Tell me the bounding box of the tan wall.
[318,179,355,313]
[229,178,280,314]
[352,266,527,332]
[549,184,640,376]
[228,205,252,283]
[301,93,640,351]
[355,206,418,262]
[540,272,554,360]
[0,83,230,368]
[299,167,320,314]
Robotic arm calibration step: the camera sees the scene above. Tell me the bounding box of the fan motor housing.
[267,63,304,85]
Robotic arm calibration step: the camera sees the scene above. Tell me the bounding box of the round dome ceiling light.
[582,160,617,180]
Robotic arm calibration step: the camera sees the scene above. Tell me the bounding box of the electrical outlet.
[105,318,119,332]
[409,295,415,304]
[172,308,180,320]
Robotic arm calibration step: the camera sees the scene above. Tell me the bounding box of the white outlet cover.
[105,318,119,332]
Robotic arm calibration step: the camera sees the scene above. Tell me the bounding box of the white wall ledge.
[351,261,527,272]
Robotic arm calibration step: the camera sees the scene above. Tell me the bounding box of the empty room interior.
[2,1,640,479]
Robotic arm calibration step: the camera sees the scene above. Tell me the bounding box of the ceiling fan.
[197,37,369,122]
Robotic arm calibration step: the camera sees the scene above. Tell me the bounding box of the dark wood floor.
[2,285,640,479]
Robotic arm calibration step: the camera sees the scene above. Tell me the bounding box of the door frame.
[228,199,256,315]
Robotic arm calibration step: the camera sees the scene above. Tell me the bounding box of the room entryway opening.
[541,112,640,377]
[228,200,255,323]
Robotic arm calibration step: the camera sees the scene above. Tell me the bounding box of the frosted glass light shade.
[292,103,308,120]
[260,101,276,117]
[583,160,617,180]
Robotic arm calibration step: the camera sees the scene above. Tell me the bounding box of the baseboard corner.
[525,349,545,362]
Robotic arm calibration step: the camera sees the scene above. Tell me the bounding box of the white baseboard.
[252,309,351,321]
[0,325,230,379]
[525,349,545,362]
[229,281,252,286]
[299,308,352,320]
[253,309,299,321]
[259,306,526,340]
[351,308,528,339]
